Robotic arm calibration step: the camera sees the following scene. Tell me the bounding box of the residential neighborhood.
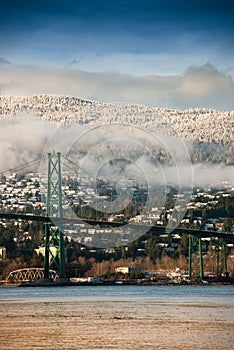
[0,169,233,280]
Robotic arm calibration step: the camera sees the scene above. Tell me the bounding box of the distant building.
[115,266,142,274]
[34,245,58,262]
[34,245,68,263]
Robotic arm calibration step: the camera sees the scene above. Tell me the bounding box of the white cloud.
[0,116,54,173]
[173,64,234,110]
[0,63,233,110]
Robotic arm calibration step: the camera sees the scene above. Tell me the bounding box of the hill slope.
[1,95,233,163]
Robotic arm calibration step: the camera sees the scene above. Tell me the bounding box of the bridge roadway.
[0,212,233,240]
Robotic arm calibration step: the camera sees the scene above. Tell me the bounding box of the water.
[0,285,233,350]
[0,284,233,303]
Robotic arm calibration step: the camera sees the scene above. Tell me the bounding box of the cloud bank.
[0,117,54,173]
[0,117,233,189]
[0,63,234,110]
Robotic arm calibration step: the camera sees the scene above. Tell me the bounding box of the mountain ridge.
[1,94,233,164]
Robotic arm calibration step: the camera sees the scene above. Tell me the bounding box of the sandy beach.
[0,297,233,350]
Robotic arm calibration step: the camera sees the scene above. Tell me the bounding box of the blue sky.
[0,0,234,108]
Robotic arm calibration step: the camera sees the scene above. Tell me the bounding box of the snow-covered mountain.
[1,95,233,164]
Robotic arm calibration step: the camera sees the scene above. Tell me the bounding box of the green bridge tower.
[188,234,228,281]
[44,152,65,280]
[188,235,203,280]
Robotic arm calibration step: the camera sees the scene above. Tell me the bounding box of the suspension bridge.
[0,152,233,283]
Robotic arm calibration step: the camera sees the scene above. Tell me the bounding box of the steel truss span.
[6,268,58,283]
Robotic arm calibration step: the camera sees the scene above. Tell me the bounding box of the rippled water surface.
[0,285,233,350]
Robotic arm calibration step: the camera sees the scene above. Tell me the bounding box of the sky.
[0,0,234,109]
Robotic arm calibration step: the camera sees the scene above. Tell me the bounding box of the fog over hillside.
[0,95,233,186]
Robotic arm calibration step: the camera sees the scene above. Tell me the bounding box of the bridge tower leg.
[44,152,66,279]
[223,240,227,275]
[215,239,228,278]
[188,235,203,280]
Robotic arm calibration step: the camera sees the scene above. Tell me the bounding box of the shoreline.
[1,279,233,287]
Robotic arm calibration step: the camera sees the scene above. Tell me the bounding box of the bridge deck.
[0,212,233,240]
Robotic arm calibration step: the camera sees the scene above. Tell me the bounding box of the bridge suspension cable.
[62,155,110,184]
[61,155,79,174]
[0,157,41,176]
[62,155,94,179]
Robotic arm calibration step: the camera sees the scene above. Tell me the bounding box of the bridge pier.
[215,238,228,278]
[188,234,203,280]
[44,223,66,279]
[188,234,230,281]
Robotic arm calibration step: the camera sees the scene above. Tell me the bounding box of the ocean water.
[0,284,233,302]
[0,285,233,350]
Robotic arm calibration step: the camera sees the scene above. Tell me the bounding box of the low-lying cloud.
[0,116,54,173]
[0,117,233,189]
[0,63,234,110]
